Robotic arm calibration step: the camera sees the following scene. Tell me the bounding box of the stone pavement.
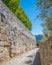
[1,48,40,65]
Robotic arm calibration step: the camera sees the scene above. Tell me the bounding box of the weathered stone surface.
[0,47,9,58]
[40,37,52,65]
[0,0,36,58]
[0,34,8,41]
[0,41,4,46]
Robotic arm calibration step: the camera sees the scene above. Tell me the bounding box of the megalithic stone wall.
[0,0,36,58]
[39,37,52,65]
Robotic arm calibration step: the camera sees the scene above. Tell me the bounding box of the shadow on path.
[24,53,36,65]
[25,60,33,65]
[33,51,41,65]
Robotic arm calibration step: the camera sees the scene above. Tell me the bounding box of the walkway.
[1,48,40,65]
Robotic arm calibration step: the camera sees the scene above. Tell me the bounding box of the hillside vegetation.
[2,0,32,30]
[35,35,43,42]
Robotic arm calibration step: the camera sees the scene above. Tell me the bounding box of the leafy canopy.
[37,0,52,37]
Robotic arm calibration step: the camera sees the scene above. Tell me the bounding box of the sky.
[20,0,43,35]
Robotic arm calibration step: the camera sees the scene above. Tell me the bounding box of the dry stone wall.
[40,37,52,65]
[0,0,36,58]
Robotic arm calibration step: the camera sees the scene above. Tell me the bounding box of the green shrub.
[2,0,32,30]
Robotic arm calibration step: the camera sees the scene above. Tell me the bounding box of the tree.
[37,0,52,18]
[37,0,52,37]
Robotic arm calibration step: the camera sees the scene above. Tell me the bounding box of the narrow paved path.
[1,48,39,65]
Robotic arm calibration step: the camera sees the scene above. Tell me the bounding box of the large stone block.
[0,24,6,33]
[0,34,8,41]
[0,41,4,46]
[0,47,8,58]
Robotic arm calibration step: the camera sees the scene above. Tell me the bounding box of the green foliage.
[45,17,52,31]
[42,17,52,37]
[37,0,52,18]
[37,0,52,38]
[2,0,32,30]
